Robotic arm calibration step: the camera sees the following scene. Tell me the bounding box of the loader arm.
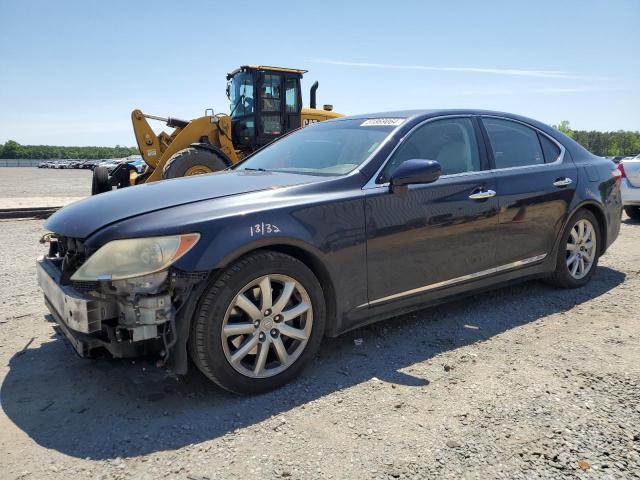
[132,110,164,169]
[131,110,239,184]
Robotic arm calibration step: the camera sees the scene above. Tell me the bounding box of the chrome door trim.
[358,253,547,308]
[553,177,573,187]
[468,189,497,200]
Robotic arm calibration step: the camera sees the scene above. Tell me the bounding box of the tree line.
[0,140,138,160]
[2,123,639,160]
[553,121,640,157]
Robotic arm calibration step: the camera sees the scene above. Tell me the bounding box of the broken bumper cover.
[36,256,116,334]
[36,256,162,358]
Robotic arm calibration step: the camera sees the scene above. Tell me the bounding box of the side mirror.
[390,159,442,191]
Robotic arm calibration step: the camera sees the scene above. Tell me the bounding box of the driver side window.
[378,117,480,183]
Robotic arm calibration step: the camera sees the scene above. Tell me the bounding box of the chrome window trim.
[363,114,567,189]
[480,115,566,171]
[357,253,547,309]
[363,114,476,190]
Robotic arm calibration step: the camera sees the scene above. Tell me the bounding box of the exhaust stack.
[310,81,319,109]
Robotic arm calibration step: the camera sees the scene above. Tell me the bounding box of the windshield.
[235,119,398,176]
[229,72,254,118]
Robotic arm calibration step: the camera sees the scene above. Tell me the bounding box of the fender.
[553,200,608,258]
[212,235,327,271]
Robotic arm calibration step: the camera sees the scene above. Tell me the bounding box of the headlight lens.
[70,233,200,281]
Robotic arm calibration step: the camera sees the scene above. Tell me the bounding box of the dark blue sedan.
[37,110,622,393]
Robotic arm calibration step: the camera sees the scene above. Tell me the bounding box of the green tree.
[553,120,576,139]
[1,140,20,159]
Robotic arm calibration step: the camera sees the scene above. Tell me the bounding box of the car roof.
[337,109,544,123]
[327,108,594,160]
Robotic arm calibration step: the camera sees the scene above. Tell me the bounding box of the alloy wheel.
[566,219,597,280]
[221,274,313,378]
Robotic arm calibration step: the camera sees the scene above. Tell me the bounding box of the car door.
[479,116,578,266]
[364,116,500,306]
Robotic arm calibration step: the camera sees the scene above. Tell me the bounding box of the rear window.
[483,118,544,169]
[538,133,561,163]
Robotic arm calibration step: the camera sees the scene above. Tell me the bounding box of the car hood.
[46,170,324,238]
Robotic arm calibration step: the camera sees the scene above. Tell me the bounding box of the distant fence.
[0,159,45,167]
[0,159,96,167]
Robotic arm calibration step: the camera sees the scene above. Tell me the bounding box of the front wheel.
[546,209,601,288]
[189,251,326,394]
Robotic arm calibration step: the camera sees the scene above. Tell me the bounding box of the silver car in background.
[619,154,640,219]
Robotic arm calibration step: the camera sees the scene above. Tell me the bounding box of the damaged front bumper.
[37,256,170,359]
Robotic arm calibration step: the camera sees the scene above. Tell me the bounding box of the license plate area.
[36,257,117,333]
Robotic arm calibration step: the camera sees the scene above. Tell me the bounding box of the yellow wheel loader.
[92,66,343,194]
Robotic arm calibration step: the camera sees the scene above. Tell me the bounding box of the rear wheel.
[189,251,325,394]
[624,206,640,220]
[162,147,228,179]
[547,209,600,288]
[91,166,111,195]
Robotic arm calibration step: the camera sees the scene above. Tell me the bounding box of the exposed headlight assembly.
[70,234,200,281]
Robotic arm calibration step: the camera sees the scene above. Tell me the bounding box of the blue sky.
[1,0,638,146]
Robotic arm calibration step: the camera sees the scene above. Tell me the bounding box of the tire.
[546,209,601,289]
[91,166,111,195]
[624,206,640,220]
[162,147,228,180]
[189,251,326,394]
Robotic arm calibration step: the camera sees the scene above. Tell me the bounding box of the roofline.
[226,65,308,79]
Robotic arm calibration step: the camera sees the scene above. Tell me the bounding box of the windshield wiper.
[242,167,268,172]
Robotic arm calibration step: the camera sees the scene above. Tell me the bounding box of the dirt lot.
[0,195,639,478]
[0,168,91,209]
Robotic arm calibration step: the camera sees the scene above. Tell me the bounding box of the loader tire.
[91,166,111,195]
[162,147,228,180]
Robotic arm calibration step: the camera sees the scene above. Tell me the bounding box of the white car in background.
[619,154,640,219]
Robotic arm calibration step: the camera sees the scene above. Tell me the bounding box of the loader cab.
[227,65,304,151]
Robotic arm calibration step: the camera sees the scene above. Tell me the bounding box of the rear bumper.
[621,178,640,205]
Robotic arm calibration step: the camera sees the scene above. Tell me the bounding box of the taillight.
[613,163,624,188]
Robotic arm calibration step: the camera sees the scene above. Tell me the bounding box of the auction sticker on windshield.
[360,118,405,126]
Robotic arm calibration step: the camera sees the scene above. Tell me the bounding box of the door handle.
[468,189,496,200]
[553,177,573,187]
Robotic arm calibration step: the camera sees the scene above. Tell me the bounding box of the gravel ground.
[0,215,639,480]
[0,168,91,209]
[0,168,92,198]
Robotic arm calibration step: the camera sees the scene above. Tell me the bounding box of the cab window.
[285,78,298,113]
[378,117,480,183]
[229,72,254,118]
[261,74,281,112]
[483,118,544,168]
